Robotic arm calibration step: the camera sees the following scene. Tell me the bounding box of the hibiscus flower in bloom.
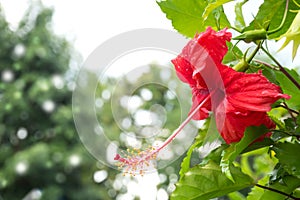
[172,27,290,143]
[114,27,290,175]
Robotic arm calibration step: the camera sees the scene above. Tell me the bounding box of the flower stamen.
[114,94,211,176]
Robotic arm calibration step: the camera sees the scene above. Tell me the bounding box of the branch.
[261,47,300,90]
[255,184,300,200]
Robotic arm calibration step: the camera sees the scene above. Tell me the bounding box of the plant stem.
[247,41,262,63]
[276,104,299,115]
[293,0,300,8]
[283,102,298,123]
[155,94,211,152]
[233,41,262,72]
[253,59,279,70]
[261,47,300,90]
[267,0,289,34]
[255,184,300,200]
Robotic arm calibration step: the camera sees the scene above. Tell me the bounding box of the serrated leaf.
[202,0,233,20]
[157,0,230,38]
[171,161,254,200]
[246,0,284,30]
[220,125,269,182]
[179,134,203,177]
[272,142,300,178]
[234,0,247,31]
[275,68,300,110]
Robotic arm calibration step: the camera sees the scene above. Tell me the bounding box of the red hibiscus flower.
[172,27,290,144]
[114,27,290,176]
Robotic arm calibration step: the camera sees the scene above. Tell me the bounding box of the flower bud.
[233,29,267,43]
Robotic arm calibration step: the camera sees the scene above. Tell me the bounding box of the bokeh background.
[0,1,194,199]
[1,0,299,200]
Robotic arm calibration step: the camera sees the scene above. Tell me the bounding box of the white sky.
[1,0,298,66]
[0,0,173,59]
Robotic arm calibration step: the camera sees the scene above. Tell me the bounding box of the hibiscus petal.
[215,108,275,144]
[172,27,231,90]
[194,27,232,64]
[171,56,196,85]
[190,88,211,120]
[221,67,290,112]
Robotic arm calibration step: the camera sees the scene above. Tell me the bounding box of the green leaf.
[296,115,300,134]
[244,0,299,39]
[179,134,203,177]
[203,115,222,144]
[272,142,300,178]
[268,114,285,130]
[245,0,284,30]
[171,161,254,200]
[275,68,300,110]
[220,125,269,182]
[248,176,300,200]
[246,176,269,200]
[262,67,279,85]
[202,0,233,20]
[228,191,246,200]
[270,131,289,142]
[268,0,299,39]
[242,138,273,154]
[223,41,243,64]
[201,144,228,165]
[157,0,230,38]
[234,0,247,31]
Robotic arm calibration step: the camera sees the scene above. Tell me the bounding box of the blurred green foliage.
[0,4,113,200]
[0,3,196,199]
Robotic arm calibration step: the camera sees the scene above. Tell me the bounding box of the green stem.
[267,0,289,34]
[283,102,297,123]
[255,184,300,200]
[233,41,262,72]
[293,0,300,8]
[247,41,262,62]
[253,59,279,70]
[276,104,299,115]
[261,47,300,90]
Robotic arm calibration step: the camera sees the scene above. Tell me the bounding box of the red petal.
[171,56,196,86]
[215,108,275,144]
[221,67,290,112]
[193,27,232,64]
[190,88,211,120]
[172,27,231,90]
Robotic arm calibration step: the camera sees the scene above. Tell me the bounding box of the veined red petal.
[221,67,290,112]
[193,27,232,64]
[215,108,275,144]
